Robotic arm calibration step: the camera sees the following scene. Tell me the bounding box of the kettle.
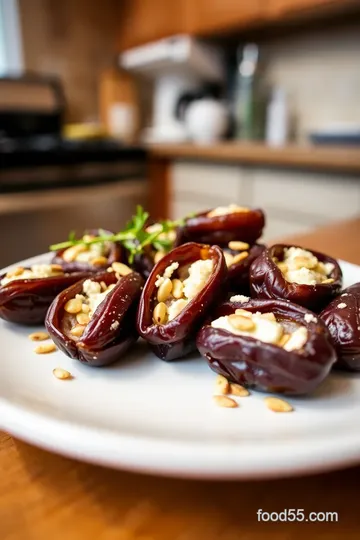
[175,84,229,144]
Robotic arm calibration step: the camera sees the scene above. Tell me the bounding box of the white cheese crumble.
[277,247,334,285]
[110,320,119,331]
[1,264,63,286]
[164,262,179,279]
[229,295,250,303]
[207,204,250,218]
[82,279,115,318]
[168,299,188,321]
[304,313,318,323]
[211,310,308,351]
[183,259,214,300]
[338,303,347,309]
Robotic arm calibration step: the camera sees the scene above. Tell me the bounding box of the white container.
[184,98,229,144]
[266,88,288,147]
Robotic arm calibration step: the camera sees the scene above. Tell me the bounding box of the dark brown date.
[0,270,92,325]
[175,208,265,246]
[225,243,266,294]
[45,271,143,367]
[320,282,360,371]
[197,298,336,395]
[52,229,121,272]
[250,244,342,312]
[137,242,227,361]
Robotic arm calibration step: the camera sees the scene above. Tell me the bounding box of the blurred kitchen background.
[1,0,360,267]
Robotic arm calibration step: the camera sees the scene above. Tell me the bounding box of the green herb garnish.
[49,206,186,264]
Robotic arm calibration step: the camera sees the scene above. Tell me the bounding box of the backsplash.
[263,24,360,142]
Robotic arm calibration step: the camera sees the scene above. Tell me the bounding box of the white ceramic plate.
[1,254,360,480]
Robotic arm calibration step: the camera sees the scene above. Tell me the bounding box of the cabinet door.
[118,0,187,50]
[187,0,262,35]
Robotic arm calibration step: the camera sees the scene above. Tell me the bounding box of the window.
[0,0,23,76]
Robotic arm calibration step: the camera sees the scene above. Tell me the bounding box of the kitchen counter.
[1,217,360,540]
[149,142,360,174]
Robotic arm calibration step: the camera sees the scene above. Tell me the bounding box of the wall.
[18,0,120,122]
[263,23,360,141]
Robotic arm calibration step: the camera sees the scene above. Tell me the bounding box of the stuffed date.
[52,229,122,273]
[175,205,265,246]
[45,263,143,366]
[0,264,92,325]
[320,283,360,371]
[197,297,336,395]
[250,244,342,312]
[137,242,227,361]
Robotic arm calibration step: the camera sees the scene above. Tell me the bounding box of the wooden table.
[1,218,360,540]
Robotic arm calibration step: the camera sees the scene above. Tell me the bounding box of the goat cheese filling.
[1,264,64,286]
[274,247,335,286]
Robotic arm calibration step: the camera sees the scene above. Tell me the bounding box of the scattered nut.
[91,256,108,267]
[76,312,90,325]
[28,331,50,342]
[62,244,87,262]
[228,314,255,331]
[228,241,249,251]
[112,262,132,276]
[153,302,168,325]
[229,383,250,397]
[34,343,57,354]
[171,279,184,299]
[264,396,293,413]
[64,297,82,314]
[50,264,64,273]
[53,368,72,380]
[70,324,85,337]
[261,312,276,321]
[157,277,172,303]
[232,251,249,265]
[154,251,165,264]
[215,374,230,395]
[6,266,24,278]
[279,334,291,347]
[322,278,334,284]
[213,395,238,408]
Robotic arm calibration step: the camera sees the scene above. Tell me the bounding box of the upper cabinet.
[186,0,263,35]
[117,0,188,50]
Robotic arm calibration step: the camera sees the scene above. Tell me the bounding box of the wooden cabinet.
[117,0,188,50]
[267,0,355,18]
[186,0,263,35]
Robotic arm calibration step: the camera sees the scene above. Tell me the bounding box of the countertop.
[149,142,360,174]
[1,217,360,539]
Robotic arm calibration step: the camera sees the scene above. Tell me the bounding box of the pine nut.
[6,266,25,278]
[234,309,252,318]
[228,241,250,251]
[154,251,165,264]
[70,324,85,337]
[322,278,334,284]
[112,262,132,276]
[223,251,234,267]
[62,244,87,262]
[100,281,107,291]
[277,262,288,274]
[50,264,64,273]
[76,312,90,325]
[81,303,90,313]
[229,383,250,397]
[157,278,172,303]
[64,297,82,314]
[153,302,168,325]
[264,397,293,413]
[34,343,57,354]
[171,279,184,299]
[213,395,238,408]
[28,331,50,342]
[228,314,255,331]
[232,252,249,265]
[279,334,291,347]
[214,374,230,395]
[83,234,96,242]
[261,312,276,321]
[53,368,72,380]
[92,256,108,266]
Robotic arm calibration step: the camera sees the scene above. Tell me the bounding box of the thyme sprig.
[49,206,185,264]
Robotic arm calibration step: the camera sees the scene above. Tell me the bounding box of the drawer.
[251,169,360,220]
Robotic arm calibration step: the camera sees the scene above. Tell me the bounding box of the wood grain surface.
[149,142,360,174]
[1,218,360,540]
